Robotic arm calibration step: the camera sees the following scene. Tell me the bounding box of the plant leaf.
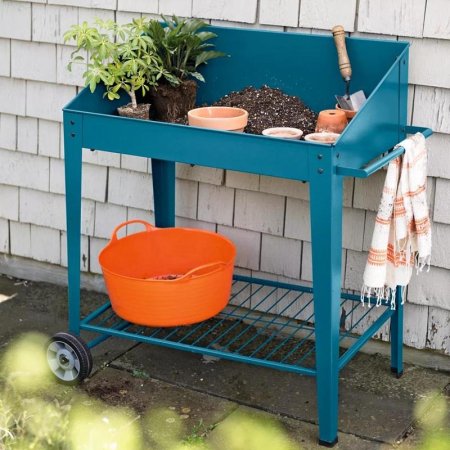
[89,79,97,93]
[190,71,205,82]
[195,50,226,68]
[196,31,217,42]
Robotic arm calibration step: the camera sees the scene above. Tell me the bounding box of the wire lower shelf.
[81,274,395,377]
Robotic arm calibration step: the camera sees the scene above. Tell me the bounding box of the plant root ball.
[117,103,151,120]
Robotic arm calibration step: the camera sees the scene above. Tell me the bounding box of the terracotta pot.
[315,109,347,133]
[117,103,151,120]
[262,127,303,140]
[188,107,248,132]
[335,104,357,121]
[151,80,197,123]
[304,132,340,144]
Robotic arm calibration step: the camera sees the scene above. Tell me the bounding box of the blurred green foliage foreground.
[0,333,448,449]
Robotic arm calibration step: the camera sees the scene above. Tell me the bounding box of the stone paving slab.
[83,366,237,447]
[112,341,449,444]
[398,385,450,449]
[208,406,383,450]
[83,365,385,449]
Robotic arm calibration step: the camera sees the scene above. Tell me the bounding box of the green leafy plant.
[183,419,216,446]
[146,15,226,86]
[64,18,168,109]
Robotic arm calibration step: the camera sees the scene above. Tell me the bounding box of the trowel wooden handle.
[332,25,352,81]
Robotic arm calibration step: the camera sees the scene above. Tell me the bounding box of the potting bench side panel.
[335,48,409,169]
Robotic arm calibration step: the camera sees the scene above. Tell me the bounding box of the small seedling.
[183,419,216,446]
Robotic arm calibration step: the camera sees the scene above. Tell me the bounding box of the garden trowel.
[332,25,367,111]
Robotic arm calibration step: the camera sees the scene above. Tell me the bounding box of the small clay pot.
[117,103,151,120]
[304,132,340,144]
[188,106,248,132]
[262,127,303,140]
[315,109,347,133]
[335,104,357,121]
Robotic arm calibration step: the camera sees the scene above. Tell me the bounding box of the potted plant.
[145,16,226,123]
[64,18,168,119]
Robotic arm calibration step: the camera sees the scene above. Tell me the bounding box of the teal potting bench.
[57,27,432,446]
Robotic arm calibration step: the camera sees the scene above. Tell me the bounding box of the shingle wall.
[0,0,448,354]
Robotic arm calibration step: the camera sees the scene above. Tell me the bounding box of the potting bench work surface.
[62,26,433,446]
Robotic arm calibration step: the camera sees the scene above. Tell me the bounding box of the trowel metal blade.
[349,90,366,112]
[335,95,353,110]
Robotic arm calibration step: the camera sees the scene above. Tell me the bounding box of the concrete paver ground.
[0,274,448,449]
[112,341,449,444]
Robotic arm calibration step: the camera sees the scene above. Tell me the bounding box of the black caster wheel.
[46,332,93,385]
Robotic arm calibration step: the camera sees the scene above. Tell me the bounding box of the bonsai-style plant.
[145,16,226,122]
[64,18,168,119]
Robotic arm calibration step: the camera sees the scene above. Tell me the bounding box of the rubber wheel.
[46,332,93,385]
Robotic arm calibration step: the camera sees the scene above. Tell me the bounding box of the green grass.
[183,419,216,446]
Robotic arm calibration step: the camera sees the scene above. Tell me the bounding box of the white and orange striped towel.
[362,133,431,309]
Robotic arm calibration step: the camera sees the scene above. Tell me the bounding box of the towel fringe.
[401,286,407,305]
[390,288,396,310]
[415,253,431,274]
[361,285,393,308]
[361,285,409,310]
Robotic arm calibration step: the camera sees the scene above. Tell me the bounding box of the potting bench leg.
[151,159,175,227]
[63,113,83,335]
[390,285,404,377]
[309,153,343,447]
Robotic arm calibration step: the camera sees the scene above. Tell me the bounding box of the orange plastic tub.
[98,220,236,327]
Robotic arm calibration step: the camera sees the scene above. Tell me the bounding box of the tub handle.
[177,261,228,280]
[110,220,155,241]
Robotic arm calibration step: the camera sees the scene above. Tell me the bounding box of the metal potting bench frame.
[61,26,432,446]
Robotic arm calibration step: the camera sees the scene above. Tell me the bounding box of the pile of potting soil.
[213,85,317,135]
